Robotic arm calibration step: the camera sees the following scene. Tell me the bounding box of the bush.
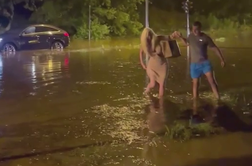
[74,18,110,40]
[190,13,252,37]
[147,7,252,37]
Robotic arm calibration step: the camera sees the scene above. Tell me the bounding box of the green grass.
[165,121,224,141]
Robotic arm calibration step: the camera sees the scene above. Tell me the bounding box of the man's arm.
[207,36,225,62]
[210,46,224,62]
[179,37,189,46]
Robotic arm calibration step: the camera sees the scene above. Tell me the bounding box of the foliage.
[191,13,251,33]
[165,122,223,141]
[147,6,252,37]
[148,0,252,37]
[74,18,110,40]
[30,0,144,39]
[152,0,252,23]
[1,0,252,38]
[0,0,40,34]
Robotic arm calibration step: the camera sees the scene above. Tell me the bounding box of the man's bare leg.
[204,71,220,99]
[192,78,199,99]
[192,98,198,115]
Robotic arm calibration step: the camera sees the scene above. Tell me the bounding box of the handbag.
[160,40,181,58]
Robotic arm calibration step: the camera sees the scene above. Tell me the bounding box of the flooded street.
[0,46,252,166]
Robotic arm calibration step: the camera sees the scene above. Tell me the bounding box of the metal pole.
[145,0,149,28]
[145,0,149,85]
[186,0,190,62]
[145,0,149,64]
[88,5,91,41]
[185,0,190,78]
[88,5,91,74]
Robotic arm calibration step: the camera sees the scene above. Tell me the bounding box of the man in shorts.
[177,21,225,99]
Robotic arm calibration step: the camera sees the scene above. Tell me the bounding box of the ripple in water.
[91,95,150,144]
[76,81,111,85]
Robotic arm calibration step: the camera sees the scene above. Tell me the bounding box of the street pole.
[182,0,192,77]
[145,0,149,64]
[88,5,91,76]
[88,5,91,41]
[186,0,190,78]
[186,0,190,61]
[145,0,149,85]
[145,0,149,28]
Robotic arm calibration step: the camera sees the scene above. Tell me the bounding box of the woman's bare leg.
[158,82,164,97]
[144,77,155,95]
[158,63,168,98]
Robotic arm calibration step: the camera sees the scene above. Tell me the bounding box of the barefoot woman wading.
[139,28,177,98]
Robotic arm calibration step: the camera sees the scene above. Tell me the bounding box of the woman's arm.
[157,31,180,42]
[161,31,188,45]
[139,47,147,70]
[174,31,189,46]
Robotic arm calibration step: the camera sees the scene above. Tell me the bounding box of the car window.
[23,26,36,34]
[35,27,58,33]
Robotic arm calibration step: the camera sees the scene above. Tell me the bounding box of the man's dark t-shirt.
[187,33,216,63]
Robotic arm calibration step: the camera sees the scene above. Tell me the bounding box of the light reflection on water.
[0,56,2,95]
[0,48,251,166]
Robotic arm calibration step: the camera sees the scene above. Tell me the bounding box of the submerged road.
[0,48,251,166]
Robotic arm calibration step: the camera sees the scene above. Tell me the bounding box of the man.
[177,21,225,99]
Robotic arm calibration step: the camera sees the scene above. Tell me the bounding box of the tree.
[0,0,42,34]
[30,0,144,39]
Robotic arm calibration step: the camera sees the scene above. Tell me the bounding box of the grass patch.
[165,121,224,141]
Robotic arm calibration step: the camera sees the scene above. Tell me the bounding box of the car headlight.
[0,38,2,42]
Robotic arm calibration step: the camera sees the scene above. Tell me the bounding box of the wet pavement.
[0,46,252,166]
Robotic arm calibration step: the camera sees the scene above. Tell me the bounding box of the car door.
[19,26,41,50]
[34,26,58,49]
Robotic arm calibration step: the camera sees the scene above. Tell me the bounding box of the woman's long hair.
[140,28,158,56]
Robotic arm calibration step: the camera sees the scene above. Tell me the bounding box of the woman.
[140,28,176,98]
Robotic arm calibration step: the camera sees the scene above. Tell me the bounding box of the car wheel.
[2,43,16,53]
[51,41,64,51]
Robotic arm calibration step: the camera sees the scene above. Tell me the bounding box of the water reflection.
[31,56,36,84]
[145,97,181,134]
[143,97,163,166]
[64,54,69,67]
[184,155,252,166]
[190,99,216,124]
[189,98,252,132]
[142,97,181,165]
[0,55,2,95]
[0,51,71,98]
[147,97,165,134]
[215,103,252,132]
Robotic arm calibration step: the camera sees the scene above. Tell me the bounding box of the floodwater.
[0,45,252,166]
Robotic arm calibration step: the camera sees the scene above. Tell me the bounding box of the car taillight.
[64,32,69,37]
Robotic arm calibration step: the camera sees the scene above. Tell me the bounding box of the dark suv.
[0,24,70,53]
